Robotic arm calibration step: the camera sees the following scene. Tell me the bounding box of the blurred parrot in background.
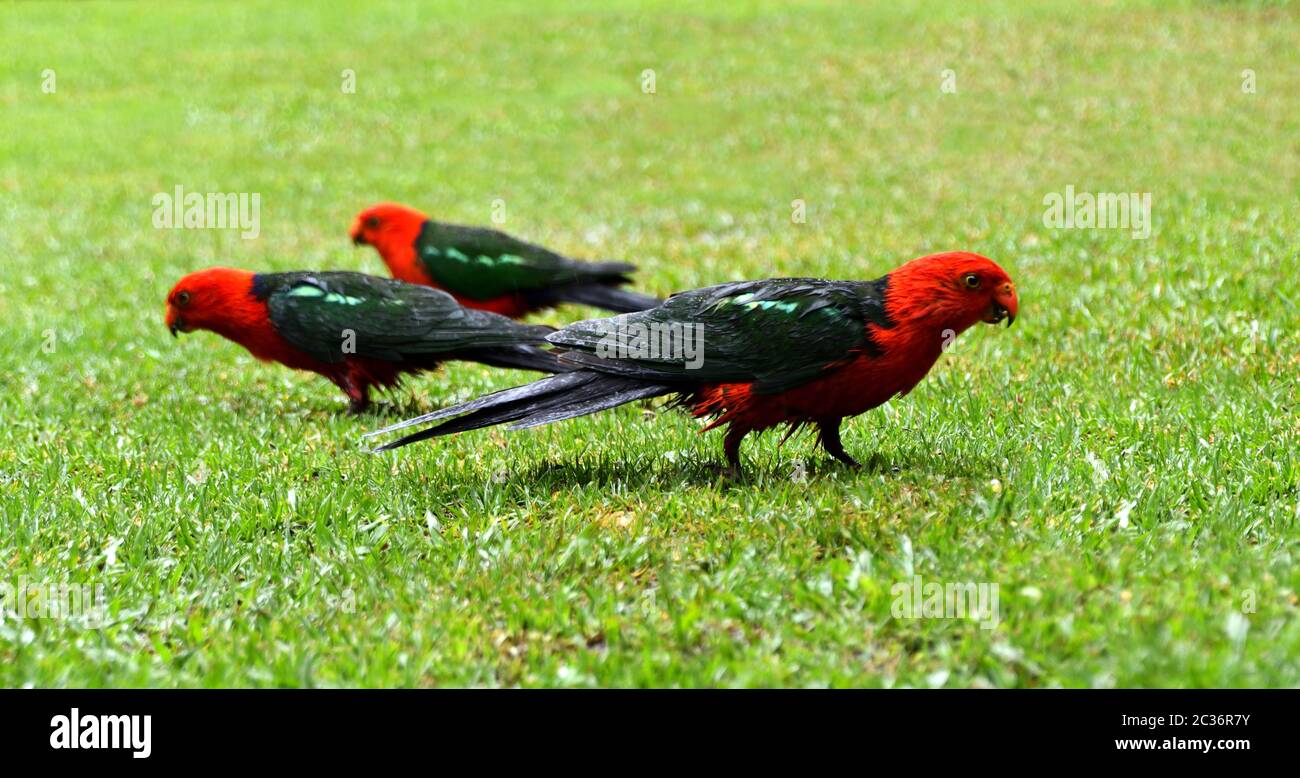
[165,268,566,412]
[368,251,1019,475]
[350,202,661,318]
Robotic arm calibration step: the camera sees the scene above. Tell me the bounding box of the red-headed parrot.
[165,268,567,412]
[350,202,661,318]
[367,251,1019,474]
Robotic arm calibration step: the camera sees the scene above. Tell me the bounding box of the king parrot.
[367,251,1019,475]
[165,268,567,412]
[349,202,661,318]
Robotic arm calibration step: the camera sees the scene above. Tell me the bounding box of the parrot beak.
[349,219,367,246]
[985,282,1018,327]
[165,306,186,337]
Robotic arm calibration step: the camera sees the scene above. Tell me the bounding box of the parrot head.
[165,267,258,338]
[349,202,435,286]
[887,251,1019,332]
[349,202,427,249]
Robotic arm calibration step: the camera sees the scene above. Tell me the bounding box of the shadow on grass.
[251,396,461,422]
[381,445,999,494]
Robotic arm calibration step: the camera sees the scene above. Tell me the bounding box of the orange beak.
[349,217,367,246]
[987,282,1018,327]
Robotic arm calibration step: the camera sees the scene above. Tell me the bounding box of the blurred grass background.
[0,0,1296,686]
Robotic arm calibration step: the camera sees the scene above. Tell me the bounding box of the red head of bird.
[349,202,431,286]
[165,267,297,367]
[884,250,1018,335]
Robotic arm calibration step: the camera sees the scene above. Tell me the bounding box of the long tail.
[367,370,674,451]
[556,283,662,313]
[454,344,574,374]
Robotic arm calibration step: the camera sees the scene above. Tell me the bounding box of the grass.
[1,0,1297,687]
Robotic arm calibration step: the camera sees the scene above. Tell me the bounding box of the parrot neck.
[880,263,988,347]
[370,220,433,287]
[865,267,988,398]
[195,276,305,366]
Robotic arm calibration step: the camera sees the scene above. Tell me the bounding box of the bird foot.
[830,451,862,469]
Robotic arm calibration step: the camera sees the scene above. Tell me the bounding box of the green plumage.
[548,277,892,394]
[254,271,552,363]
[415,221,637,300]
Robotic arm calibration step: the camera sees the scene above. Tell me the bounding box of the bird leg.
[338,373,371,414]
[818,419,861,469]
[723,427,748,479]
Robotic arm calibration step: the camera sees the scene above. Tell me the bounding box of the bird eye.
[364,216,381,230]
[175,291,191,306]
[963,273,980,289]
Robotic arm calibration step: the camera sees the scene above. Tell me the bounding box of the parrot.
[349,202,661,318]
[165,268,568,412]
[366,251,1019,475]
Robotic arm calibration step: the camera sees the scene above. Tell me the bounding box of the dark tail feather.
[454,344,574,374]
[368,371,673,451]
[580,260,638,276]
[557,284,662,313]
[366,371,599,440]
[507,378,671,429]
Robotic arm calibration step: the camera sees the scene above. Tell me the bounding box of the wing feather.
[547,277,891,394]
[415,221,635,299]
[261,272,550,363]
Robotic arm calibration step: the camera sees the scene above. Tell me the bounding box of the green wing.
[258,272,550,363]
[547,278,892,394]
[414,221,634,300]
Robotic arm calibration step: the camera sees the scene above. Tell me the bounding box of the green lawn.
[1,0,1297,687]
